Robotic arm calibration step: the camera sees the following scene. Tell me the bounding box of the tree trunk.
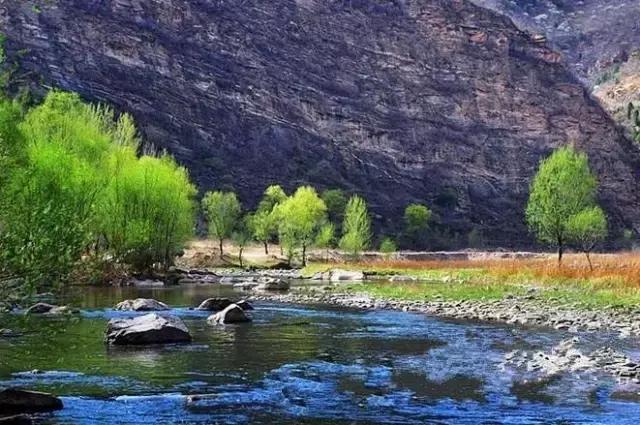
[264,241,269,255]
[557,237,563,267]
[302,242,307,267]
[238,247,244,268]
[585,251,593,272]
[219,238,224,258]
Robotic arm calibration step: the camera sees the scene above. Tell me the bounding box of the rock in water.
[329,270,365,282]
[235,300,254,311]
[114,298,169,311]
[207,304,252,325]
[256,278,290,291]
[105,313,192,345]
[24,303,56,314]
[0,389,63,414]
[196,298,233,311]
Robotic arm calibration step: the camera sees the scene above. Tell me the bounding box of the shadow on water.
[2,285,640,423]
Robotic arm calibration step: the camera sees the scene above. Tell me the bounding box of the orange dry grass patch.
[351,252,640,288]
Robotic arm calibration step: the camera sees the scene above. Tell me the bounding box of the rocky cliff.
[2,0,639,247]
[470,0,640,81]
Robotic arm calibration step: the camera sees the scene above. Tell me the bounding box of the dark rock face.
[470,0,640,80]
[0,389,63,414]
[3,0,640,245]
[106,313,192,345]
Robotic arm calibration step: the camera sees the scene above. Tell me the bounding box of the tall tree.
[339,195,371,257]
[250,185,287,254]
[315,222,335,262]
[274,186,327,266]
[202,191,241,258]
[526,145,599,265]
[232,216,253,268]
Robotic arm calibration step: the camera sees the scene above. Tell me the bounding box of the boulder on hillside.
[105,313,192,345]
[114,298,169,312]
[329,269,365,282]
[195,298,233,311]
[207,304,252,325]
[0,389,63,414]
[235,300,254,311]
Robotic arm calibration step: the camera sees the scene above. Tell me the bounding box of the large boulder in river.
[207,304,252,325]
[235,300,254,311]
[114,298,169,312]
[0,389,63,414]
[105,313,192,345]
[329,269,365,282]
[195,298,233,311]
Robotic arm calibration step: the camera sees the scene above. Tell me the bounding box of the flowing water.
[2,284,640,424]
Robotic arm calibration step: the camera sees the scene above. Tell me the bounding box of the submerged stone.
[0,388,63,414]
[106,313,192,345]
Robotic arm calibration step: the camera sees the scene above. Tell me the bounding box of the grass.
[304,252,640,309]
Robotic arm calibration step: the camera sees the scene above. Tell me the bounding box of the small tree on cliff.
[339,195,372,257]
[566,206,608,271]
[202,191,241,258]
[402,203,432,249]
[526,146,600,265]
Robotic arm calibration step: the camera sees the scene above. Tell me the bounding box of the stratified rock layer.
[3,0,639,245]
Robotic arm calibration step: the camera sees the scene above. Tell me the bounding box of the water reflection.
[1,285,640,423]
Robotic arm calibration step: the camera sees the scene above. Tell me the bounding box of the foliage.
[526,146,599,264]
[0,91,197,293]
[315,222,335,249]
[97,152,196,271]
[232,217,253,268]
[202,191,242,257]
[566,206,608,270]
[249,185,287,254]
[402,203,432,249]
[274,186,327,266]
[321,189,347,228]
[339,195,371,257]
[379,237,397,259]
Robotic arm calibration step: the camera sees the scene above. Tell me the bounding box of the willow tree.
[274,186,327,266]
[249,185,287,254]
[526,146,600,265]
[202,191,242,258]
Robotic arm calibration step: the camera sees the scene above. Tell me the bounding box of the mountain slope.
[2,0,639,246]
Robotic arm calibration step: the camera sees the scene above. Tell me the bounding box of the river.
[1,284,640,424]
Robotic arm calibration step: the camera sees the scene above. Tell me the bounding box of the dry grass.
[329,252,640,289]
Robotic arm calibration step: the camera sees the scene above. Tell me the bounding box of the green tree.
[526,146,599,265]
[339,195,371,257]
[202,191,242,258]
[274,186,327,266]
[322,189,347,228]
[566,206,608,271]
[250,185,287,254]
[379,237,397,260]
[315,222,335,261]
[232,217,253,268]
[402,203,432,249]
